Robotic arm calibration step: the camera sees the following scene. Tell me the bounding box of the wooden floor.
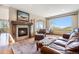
[0,35,61,54]
[0,48,13,54]
[0,37,35,54]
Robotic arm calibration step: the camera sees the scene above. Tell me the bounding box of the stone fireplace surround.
[11,21,33,41]
[16,25,29,41]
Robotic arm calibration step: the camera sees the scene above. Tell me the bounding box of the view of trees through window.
[49,16,73,33]
[0,20,9,33]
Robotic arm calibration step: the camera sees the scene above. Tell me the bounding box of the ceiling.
[4,4,79,17]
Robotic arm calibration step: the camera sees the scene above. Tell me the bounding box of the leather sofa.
[40,38,79,54]
[40,28,79,54]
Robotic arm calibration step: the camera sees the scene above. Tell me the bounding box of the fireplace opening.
[18,28,28,37]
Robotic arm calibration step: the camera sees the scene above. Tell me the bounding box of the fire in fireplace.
[18,28,28,37]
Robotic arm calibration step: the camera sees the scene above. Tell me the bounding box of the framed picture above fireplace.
[17,10,29,21]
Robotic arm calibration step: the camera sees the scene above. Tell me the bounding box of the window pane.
[0,20,10,47]
[35,21,44,31]
[0,20,9,33]
[53,16,72,29]
[49,16,72,34]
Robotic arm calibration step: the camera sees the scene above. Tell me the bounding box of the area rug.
[11,41,38,54]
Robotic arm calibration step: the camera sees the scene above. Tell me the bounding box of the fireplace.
[18,28,28,37]
[11,21,33,41]
[16,25,29,40]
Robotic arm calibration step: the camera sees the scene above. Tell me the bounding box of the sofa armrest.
[63,34,70,39]
[41,46,62,54]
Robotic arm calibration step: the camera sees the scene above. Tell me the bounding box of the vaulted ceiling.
[4,4,79,17]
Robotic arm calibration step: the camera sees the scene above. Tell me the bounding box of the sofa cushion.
[66,42,79,52]
[54,39,67,47]
[49,43,65,51]
[67,37,79,45]
[57,39,68,42]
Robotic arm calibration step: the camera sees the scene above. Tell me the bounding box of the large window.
[35,20,44,31]
[0,20,10,46]
[48,16,73,34]
[0,20,9,33]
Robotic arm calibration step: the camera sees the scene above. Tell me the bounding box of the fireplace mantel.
[11,21,33,25]
[11,21,33,40]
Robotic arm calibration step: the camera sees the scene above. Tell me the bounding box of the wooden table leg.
[36,42,43,51]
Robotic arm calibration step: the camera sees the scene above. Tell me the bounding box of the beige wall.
[78,11,79,28]
[9,7,46,22]
[0,6,9,20]
[72,14,78,29]
[0,5,46,37]
[9,7,17,21]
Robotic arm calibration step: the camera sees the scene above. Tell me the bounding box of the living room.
[0,4,79,54]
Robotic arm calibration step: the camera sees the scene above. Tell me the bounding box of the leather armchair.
[37,29,46,34]
[35,29,46,41]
